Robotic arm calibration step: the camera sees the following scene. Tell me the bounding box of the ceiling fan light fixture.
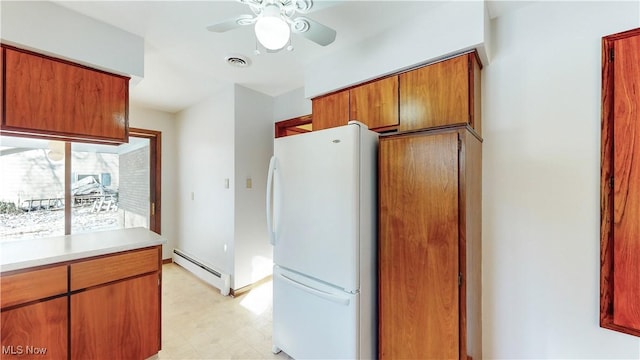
[254,5,290,50]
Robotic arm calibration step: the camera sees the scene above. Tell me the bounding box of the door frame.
[129,128,162,234]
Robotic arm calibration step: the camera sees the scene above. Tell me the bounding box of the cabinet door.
[601,28,640,337]
[2,46,129,143]
[399,54,470,132]
[71,273,160,359]
[0,297,68,359]
[349,76,399,131]
[312,91,350,131]
[379,132,460,359]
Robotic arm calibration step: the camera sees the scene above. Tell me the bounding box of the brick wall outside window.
[119,146,149,217]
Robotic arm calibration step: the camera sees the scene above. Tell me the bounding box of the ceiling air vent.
[225,55,251,68]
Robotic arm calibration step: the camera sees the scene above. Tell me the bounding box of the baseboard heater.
[173,249,230,296]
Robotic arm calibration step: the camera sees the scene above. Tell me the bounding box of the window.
[0,137,66,239]
[0,129,160,242]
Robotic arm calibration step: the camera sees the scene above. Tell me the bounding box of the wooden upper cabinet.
[312,76,399,132]
[399,52,481,134]
[312,90,350,131]
[601,28,640,338]
[1,45,129,144]
[350,76,399,131]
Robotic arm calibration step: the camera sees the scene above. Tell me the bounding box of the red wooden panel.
[612,33,640,331]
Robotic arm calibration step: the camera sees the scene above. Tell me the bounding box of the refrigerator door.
[272,124,360,291]
[272,266,358,359]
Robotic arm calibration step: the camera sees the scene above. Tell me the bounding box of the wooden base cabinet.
[71,273,160,359]
[0,246,162,360]
[0,297,68,359]
[379,127,482,360]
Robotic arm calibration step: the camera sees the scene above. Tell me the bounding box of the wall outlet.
[246,178,252,189]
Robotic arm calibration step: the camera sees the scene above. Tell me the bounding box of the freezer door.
[272,124,360,291]
[272,266,358,359]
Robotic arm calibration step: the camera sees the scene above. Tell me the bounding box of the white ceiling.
[51,0,532,114]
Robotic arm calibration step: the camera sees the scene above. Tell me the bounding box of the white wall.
[483,1,640,357]
[0,0,143,77]
[175,86,236,277]
[273,87,311,121]
[304,0,488,98]
[129,104,178,261]
[233,85,274,289]
[175,84,274,289]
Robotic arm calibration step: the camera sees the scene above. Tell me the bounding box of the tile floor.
[158,263,290,360]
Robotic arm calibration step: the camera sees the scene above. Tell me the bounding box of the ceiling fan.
[207,0,337,52]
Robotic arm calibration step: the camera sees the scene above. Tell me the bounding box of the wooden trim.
[381,124,483,143]
[229,275,273,297]
[275,114,312,138]
[162,258,173,265]
[600,30,615,333]
[1,47,4,135]
[130,128,162,235]
[64,142,71,235]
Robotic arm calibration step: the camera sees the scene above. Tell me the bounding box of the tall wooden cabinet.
[601,27,640,338]
[379,127,482,359]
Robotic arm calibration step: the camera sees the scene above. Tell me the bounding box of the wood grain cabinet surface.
[601,27,640,338]
[349,76,399,131]
[311,51,481,135]
[0,246,162,359]
[399,52,481,134]
[0,265,67,308]
[311,90,350,131]
[1,45,129,144]
[312,76,399,132]
[379,127,482,359]
[0,297,68,360]
[71,273,160,359]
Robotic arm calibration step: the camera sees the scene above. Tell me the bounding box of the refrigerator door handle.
[279,273,350,306]
[266,156,277,245]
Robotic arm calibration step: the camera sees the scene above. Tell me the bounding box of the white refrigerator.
[266,121,378,359]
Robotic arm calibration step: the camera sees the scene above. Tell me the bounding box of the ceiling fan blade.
[291,16,336,46]
[206,14,255,33]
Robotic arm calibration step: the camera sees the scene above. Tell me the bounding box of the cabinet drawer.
[70,247,159,291]
[0,265,67,308]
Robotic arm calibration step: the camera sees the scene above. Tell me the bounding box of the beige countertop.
[0,227,165,272]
